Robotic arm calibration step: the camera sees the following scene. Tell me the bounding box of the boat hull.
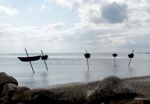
[41,55,48,60]
[18,55,41,62]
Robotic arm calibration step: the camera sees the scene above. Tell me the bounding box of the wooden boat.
[84,53,91,58]
[84,50,91,59]
[18,55,41,62]
[41,55,48,60]
[112,53,117,57]
[128,49,134,58]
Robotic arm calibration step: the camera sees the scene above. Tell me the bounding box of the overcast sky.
[0,0,150,53]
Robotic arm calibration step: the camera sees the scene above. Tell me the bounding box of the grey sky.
[0,0,150,53]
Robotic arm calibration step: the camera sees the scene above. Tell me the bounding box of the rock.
[0,72,7,77]
[0,72,18,86]
[11,86,30,103]
[0,96,9,104]
[87,76,137,104]
[31,91,57,104]
[1,83,18,97]
[21,89,57,104]
[49,82,87,104]
[0,72,18,96]
[21,83,87,104]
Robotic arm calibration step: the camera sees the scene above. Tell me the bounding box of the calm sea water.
[0,53,150,88]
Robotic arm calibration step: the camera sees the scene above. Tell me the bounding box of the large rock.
[21,89,57,104]
[87,76,137,104]
[0,72,18,86]
[0,72,18,97]
[49,82,87,104]
[20,83,87,104]
[0,96,9,104]
[11,86,30,103]
[1,83,18,97]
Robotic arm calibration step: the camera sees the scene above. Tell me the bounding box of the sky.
[0,0,150,53]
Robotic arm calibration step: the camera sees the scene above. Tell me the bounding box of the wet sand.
[123,76,150,98]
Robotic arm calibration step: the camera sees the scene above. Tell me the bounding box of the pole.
[128,49,134,67]
[114,57,116,66]
[87,58,89,70]
[41,50,48,71]
[25,48,35,73]
[128,58,131,67]
[84,50,90,70]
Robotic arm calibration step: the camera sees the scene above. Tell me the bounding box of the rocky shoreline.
[0,72,149,104]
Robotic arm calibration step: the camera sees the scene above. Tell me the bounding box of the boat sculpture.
[112,53,117,57]
[84,50,91,70]
[18,55,41,62]
[41,55,48,60]
[84,53,91,59]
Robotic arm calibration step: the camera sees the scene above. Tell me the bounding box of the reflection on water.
[0,53,150,88]
[40,72,48,85]
[84,70,90,83]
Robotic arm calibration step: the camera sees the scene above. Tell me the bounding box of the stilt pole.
[128,49,134,67]
[87,58,89,70]
[128,58,131,67]
[41,50,48,71]
[25,48,35,73]
[84,50,91,70]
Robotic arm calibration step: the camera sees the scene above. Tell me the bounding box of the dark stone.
[87,76,137,104]
[11,86,30,103]
[1,83,18,97]
[49,82,87,104]
[0,72,18,86]
[22,89,57,104]
[0,72,18,96]
[31,91,57,104]
[0,96,9,104]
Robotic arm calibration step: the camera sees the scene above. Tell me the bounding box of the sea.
[0,53,150,89]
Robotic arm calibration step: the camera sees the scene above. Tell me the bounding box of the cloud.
[0,23,65,43]
[40,4,47,11]
[0,5,18,16]
[1,0,150,52]
[0,23,67,52]
[101,2,128,23]
[50,0,83,9]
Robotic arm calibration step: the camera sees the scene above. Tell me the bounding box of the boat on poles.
[18,55,41,62]
[41,55,48,60]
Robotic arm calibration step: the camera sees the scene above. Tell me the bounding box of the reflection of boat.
[41,55,48,60]
[18,55,41,62]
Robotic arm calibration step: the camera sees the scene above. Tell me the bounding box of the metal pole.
[41,50,48,71]
[25,48,35,73]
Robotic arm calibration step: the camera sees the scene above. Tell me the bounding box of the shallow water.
[0,53,150,88]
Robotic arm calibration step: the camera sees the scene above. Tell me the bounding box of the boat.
[84,53,91,58]
[128,49,134,58]
[84,50,91,59]
[18,55,41,62]
[41,55,48,60]
[112,53,117,57]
